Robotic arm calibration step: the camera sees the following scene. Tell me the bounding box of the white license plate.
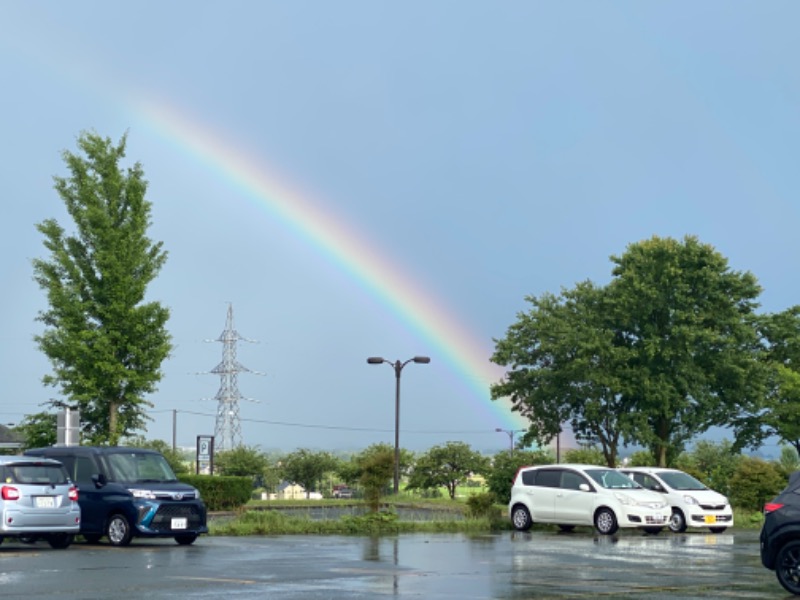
[171,517,188,530]
[35,496,55,508]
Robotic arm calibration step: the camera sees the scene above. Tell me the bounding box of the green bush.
[727,456,786,512]
[465,492,501,521]
[486,449,554,505]
[181,474,252,511]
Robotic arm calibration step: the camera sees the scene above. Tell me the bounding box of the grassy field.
[209,493,764,536]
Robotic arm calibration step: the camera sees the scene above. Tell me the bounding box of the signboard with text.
[196,435,214,475]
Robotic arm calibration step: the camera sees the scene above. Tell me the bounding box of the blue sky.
[0,2,797,455]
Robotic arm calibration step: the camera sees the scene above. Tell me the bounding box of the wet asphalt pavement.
[0,529,788,599]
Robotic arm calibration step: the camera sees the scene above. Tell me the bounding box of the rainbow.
[133,96,526,430]
[1,9,529,436]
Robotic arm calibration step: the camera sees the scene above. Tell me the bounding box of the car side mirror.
[92,473,108,488]
[579,483,591,492]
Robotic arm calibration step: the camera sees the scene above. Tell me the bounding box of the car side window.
[560,470,587,490]
[521,470,537,486]
[536,469,562,488]
[632,473,660,491]
[74,456,97,484]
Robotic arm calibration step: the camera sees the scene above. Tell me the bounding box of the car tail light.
[68,486,79,501]
[764,502,784,514]
[1,486,20,501]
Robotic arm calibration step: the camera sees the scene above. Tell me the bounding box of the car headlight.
[683,495,699,505]
[614,492,636,506]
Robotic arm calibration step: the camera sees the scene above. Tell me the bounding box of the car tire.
[106,514,133,547]
[669,509,687,533]
[511,505,533,531]
[594,508,618,535]
[776,539,800,595]
[175,534,198,545]
[47,534,74,549]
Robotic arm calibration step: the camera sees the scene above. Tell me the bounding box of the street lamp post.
[495,428,525,455]
[367,355,430,494]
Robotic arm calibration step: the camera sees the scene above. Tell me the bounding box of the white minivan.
[619,467,733,533]
[508,464,671,535]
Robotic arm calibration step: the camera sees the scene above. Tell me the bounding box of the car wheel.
[594,508,618,535]
[669,509,687,533]
[776,540,800,595]
[175,534,198,545]
[83,534,102,544]
[557,525,575,533]
[47,534,74,549]
[643,527,663,535]
[106,514,133,547]
[511,505,532,531]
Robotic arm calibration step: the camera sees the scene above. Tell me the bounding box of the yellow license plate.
[704,515,717,524]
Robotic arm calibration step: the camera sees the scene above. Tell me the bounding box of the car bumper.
[0,507,81,533]
[621,507,672,528]
[685,507,734,529]
[133,499,208,537]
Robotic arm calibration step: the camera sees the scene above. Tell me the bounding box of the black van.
[25,446,207,546]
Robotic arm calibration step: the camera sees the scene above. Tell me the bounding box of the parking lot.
[0,529,783,599]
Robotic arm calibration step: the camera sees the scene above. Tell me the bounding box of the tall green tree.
[754,306,800,454]
[406,441,489,500]
[33,131,172,445]
[609,236,765,465]
[492,236,766,467]
[491,281,631,466]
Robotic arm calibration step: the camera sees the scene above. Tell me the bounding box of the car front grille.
[149,504,205,532]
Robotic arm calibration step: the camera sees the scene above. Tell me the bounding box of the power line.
[147,408,502,435]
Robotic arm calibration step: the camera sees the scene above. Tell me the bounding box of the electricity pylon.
[203,303,262,451]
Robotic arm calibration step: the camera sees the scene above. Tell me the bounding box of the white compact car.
[508,464,671,535]
[619,467,733,533]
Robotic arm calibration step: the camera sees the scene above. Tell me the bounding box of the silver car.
[0,456,81,548]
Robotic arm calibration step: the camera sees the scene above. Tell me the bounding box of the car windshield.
[585,469,640,489]
[656,470,707,491]
[106,452,178,483]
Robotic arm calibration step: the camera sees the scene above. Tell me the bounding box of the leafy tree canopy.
[213,445,269,480]
[33,131,172,445]
[492,235,767,467]
[406,441,489,500]
[281,448,339,498]
[16,412,58,450]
